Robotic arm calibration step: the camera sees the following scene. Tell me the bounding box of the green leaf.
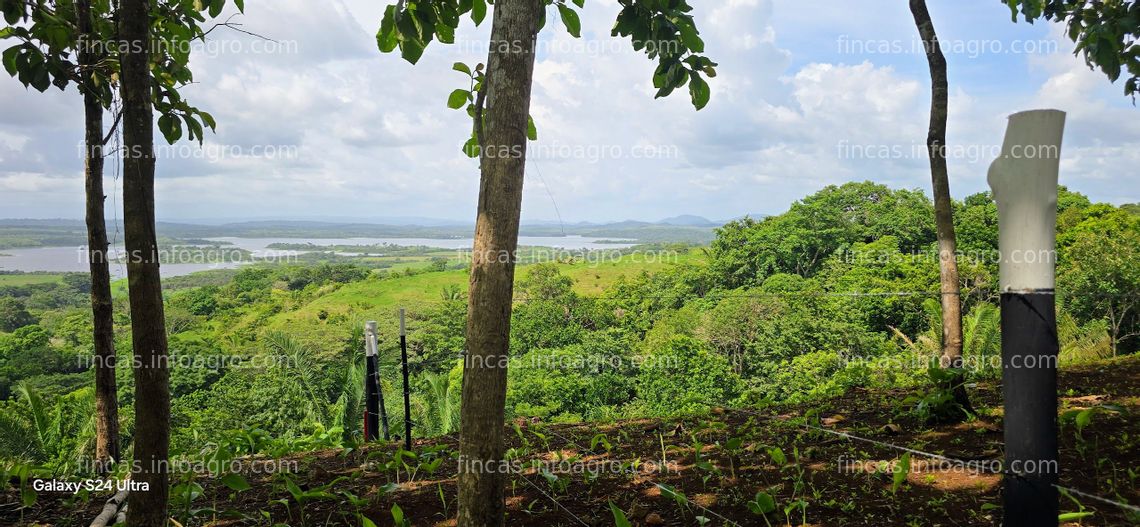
[377,7,399,53]
[30,63,49,92]
[471,0,486,26]
[390,503,407,527]
[3,1,21,25]
[435,21,455,44]
[284,478,303,500]
[184,114,204,143]
[526,115,537,140]
[453,62,471,76]
[462,134,480,158]
[199,111,217,130]
[892,452,911,494]
[208,0,225,18]
[749,492,776,515]
[399,38,426,65]
[1058,512,1094,521]
[676,19,704,53]
[557,4,581,38]
[767,447,786,466]
[447,89,470,109]
[2,45,18,77]
[1006,0,1020,22]
[20,485,36,507]
[689,71,710,110]
[234,0,244,12]
[656,484,688,507]
[1074,408,1093,431]
[609,501,632,527]
[159,113,182,143]
[220,473,251,492]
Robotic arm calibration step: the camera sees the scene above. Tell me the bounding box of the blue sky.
[0,0,1136,223]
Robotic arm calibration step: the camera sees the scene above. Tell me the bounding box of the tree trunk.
[909,0,970,413]
[457,1,541,525]
[119,0,171,523]
[77,0,120,475]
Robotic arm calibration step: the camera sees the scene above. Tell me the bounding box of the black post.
[1000,292,1059,526]
[364,321,390,442]
[364,353,379,441]
[400,308,412,451]
[364,322,380,441]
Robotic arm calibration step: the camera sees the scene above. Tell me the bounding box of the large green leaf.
[608,501,632,527]
[447,89,470,109]
[557,3,581,38]
[471,0,486,26]
[219,473,251,492]
[689,72,710,110]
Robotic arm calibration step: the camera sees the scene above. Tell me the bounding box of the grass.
[0,273,66,286]
[92,248,701,351]
[561,249,702,295]
[255,251,701,349]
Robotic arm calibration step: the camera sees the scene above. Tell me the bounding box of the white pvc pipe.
[365,320,378,357]
[986,109,1066,292]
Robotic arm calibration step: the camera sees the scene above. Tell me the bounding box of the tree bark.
[77,0,120,475]
[119,0,171,523]
[909,0,969,413]
[457,1,541,525]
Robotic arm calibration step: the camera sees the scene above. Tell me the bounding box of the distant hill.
[657,215,718,227]
[2,217,721,247]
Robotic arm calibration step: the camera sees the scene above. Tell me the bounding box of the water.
[0,245,243,279]
[209,235,632,253]
[0,236,635,279]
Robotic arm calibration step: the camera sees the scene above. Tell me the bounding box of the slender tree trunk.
[910,0,970,413]
[120,0,171,523]
[77,0,120,475]
[1109,306,1119,356]
[457,1,541,525]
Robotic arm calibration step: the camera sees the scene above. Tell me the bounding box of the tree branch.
[473,79,487,156]
[203,14,275,41]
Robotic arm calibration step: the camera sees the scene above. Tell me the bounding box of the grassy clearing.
[255,251,699,348]
[0,274,66,286]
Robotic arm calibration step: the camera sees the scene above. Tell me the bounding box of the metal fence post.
[365,321,390,441]
[400,308,412,451]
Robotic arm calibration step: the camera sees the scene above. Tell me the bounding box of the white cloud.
[0,0,1137,221]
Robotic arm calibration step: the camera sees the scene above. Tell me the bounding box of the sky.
[0,0,1137,224]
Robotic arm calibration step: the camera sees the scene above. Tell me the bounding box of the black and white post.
[988,109,1066,527]
[399,308,412,451]
[364,321,381,441]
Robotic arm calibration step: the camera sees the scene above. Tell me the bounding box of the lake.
[0,236,635,279]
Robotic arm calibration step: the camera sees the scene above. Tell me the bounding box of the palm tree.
[0,385,97,472]
[417,371,461,436]
[895,299,1001,380]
